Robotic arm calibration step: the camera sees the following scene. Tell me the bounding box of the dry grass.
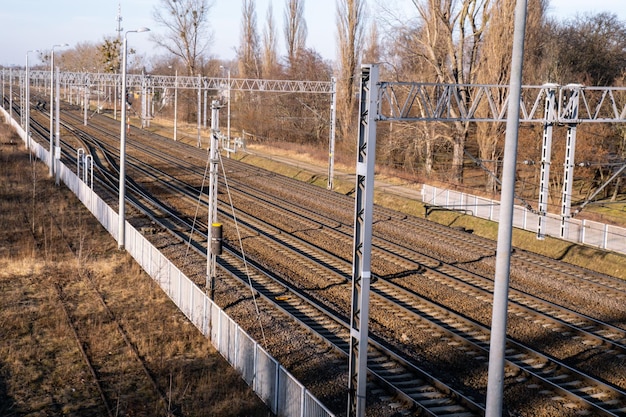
[0,123,270,416]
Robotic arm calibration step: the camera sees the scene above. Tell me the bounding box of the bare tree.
[262,3,280,77]
[55,42,104,73]
[548,12,626,86]
[475,0,547,192]
[238,0,261,79]
[411,0,489,184]
[362,19,381,65]
[152,0,214,76]
[236,0,262,137]
[336,0,366,141]
[284,0,308,69]
[376,10,442,178]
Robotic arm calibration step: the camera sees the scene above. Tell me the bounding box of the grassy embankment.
[0,123,269,416]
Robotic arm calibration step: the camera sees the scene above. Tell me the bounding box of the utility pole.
[197,75,202,147]
[327,77,337,190]
[174,69,178,141]
[55,67,61,185]
[485,1,528,415]
[49,43,68,177]
[347,64,378,417]
[116,2,123,37]
[207,100,222,299]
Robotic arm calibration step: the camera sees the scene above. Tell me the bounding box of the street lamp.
[49,43,68,177]
[25,49,39,156]
[118,27,150,251]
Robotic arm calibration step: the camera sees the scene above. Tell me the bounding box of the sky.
[0,0,625,68]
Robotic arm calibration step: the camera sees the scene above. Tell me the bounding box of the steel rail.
[22,102,624,414]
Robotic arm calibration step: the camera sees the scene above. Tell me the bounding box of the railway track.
[17,162,181,417]
[15,97,626,416]
[51,107,485,415]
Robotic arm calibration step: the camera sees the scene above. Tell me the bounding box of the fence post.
[275,365,280,416]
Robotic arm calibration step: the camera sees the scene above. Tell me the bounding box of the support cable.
[217,151,267,347]
[182,148,211,272]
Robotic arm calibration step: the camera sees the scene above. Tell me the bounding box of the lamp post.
[118,27,150,251]
[49,43,68,177]
[25,49,39,156]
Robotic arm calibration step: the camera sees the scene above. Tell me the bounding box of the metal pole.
[150,83,154,127]
[20,73,25,128]
[83,82,88,126]
[49,48,55,177]
[207,100,220,298]
[327,77,337,190]
[25,50,39,157]
[118,33,129,251]
[560,84,581,240]
[25,61,28,149]
[197,74,201,148]
[9,69,13,122]
[118,27,149,251]
[86,155,93,189]
[174,70,178,141]
[141,72,146,128]
[485,1,527,416]
[537,85,558,239]
[347,64,379,417]
[203,84,208,128]
[227,69,231,147]
[55,67,61,185]
[49,44,68,177]
[114,71,118,120]
[77,148,84,181]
